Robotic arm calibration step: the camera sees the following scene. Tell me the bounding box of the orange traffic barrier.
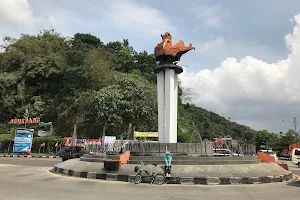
[277,162,288,170]
[257,152,275,163]
[114,151,131,164]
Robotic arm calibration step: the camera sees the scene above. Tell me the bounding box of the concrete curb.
[51,167,294,185]
[0,155,58,158]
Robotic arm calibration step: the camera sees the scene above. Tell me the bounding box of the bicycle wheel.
[134,173,142,184]
[154,173,165,185]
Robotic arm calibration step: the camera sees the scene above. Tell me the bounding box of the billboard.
[13,128,34,153]
[134,131,158,138]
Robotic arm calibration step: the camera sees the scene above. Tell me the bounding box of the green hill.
[0,30,257,142]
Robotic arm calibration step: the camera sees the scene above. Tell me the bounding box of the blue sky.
[1,0,300,133]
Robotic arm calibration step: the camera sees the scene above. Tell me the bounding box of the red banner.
[214,138,223,146]
[86,139,101,144]
[63,137,101,147]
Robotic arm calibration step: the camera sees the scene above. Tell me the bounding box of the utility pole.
[72,124,77,146]
[282,117,299,133]
[24,109,29,128]
[102,124,106,153]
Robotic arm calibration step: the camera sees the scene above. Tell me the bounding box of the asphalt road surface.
[0,157,300,200]
[0,157,61,166]
[282,160,300,176]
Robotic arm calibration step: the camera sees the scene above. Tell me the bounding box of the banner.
[13,128,34,153]
[86,139,101,144]
[134,131,158,138]
[63,137,102,146]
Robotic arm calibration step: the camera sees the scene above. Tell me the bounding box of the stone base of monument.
[51,158,294,185]
[80,155,261,165]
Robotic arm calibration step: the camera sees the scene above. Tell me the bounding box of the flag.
[55,142,58,147]
[40,142,45,147]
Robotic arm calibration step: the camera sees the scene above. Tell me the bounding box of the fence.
[0,140,256,156]
[125,141,215,156]
[124,142,255,156]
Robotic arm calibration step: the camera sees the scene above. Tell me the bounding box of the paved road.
[0,157,61,167]
[280,160,300,176]
[0,158,300,200]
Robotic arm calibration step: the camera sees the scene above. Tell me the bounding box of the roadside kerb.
[51,167,294,185]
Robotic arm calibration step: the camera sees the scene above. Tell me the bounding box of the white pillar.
[172,73,178,143]
[157,71,165,143]
[157,68,178,143]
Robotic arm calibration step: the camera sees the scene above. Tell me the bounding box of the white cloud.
[0,0,34,26]
[98,0,175,37]
[0,0,174,43]
[180,14,300,132]
[197,36,281,64]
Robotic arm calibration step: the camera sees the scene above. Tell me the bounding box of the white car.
[213,149,243,156]
[258,150,278,162]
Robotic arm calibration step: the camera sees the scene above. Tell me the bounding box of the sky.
[1,0,300,133]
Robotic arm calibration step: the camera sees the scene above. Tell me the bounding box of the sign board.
[103,136,116,144]
[9,118,40,125]
[38,130,51,137]
[38,122,52,127]
[13,128,34,153]
[134,131,158,138]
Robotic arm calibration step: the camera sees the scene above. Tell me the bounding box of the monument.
[154,32,195,143]
[52,33,292,185]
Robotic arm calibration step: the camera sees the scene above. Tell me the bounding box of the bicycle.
[134,161,165,185]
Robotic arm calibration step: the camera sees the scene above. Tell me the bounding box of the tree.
[253,130,278,150]
[73,33,103,48]
[93,73,157,133]
[0,29,269,143]
[273,129,299,153]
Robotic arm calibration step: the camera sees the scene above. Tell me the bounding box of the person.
[164,151,172,177]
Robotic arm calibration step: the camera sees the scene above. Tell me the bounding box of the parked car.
[58,146,87,162]
[291,148,300,167]
[258,149,278,162]
[213,148,242,156]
